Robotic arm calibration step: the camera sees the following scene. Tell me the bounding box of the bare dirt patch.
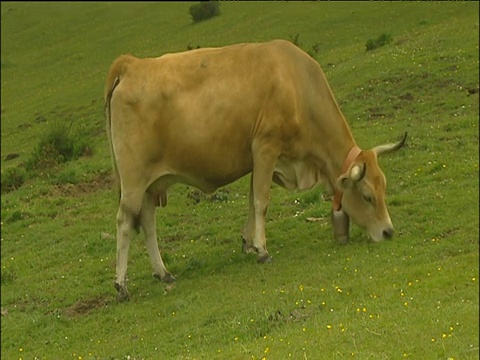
[64,295,111,317]
[187,188,230,204]
[4,153,20,161]
[52,171,115,197]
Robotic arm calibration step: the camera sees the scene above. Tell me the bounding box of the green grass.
[1,2,478,359]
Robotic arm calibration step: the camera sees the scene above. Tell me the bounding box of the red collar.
[332,145,362,211]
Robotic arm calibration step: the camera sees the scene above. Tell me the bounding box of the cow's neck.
[316,114,358,199]
[331,144,362,210]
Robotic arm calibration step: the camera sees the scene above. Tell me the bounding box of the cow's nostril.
[383,227,394,239]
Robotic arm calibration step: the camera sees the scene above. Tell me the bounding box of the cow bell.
[331,209,350,244]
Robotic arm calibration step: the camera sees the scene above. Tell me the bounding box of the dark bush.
[26,122,90,170]
[366,33,393,51]
[189,1,220,23]
[187,44,201,51]
[289,33,301,47]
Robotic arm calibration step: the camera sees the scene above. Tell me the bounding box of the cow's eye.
[363,194,373,203]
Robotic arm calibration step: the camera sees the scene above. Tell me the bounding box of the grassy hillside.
[1,2,478,359]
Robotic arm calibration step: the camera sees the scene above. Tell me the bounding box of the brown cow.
[104,39,406,301]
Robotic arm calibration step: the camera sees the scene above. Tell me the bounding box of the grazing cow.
[104,39,407,301]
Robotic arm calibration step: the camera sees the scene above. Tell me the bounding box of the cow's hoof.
[242,238,256,254]
[257,254,273,264]
[244,246,257,254]
[334,235,349,244]
[154,272,176,283]
[114,282,130,302]
[163,272,176,283]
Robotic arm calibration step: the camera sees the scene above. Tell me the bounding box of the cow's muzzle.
[382,226,394,240]
[370,224,394,242]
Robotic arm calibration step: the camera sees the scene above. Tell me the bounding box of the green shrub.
[1,167,27,194]
[26,122,90,170]
[366,33,393,51]
[189,1,220,23]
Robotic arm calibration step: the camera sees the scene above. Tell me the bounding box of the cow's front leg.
[251,148,278,263]
[242,175,256,254]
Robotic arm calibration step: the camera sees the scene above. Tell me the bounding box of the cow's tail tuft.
[104,55,135,201]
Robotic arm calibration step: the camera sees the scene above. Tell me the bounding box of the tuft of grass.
[54,168,81,185]
[366,33,393,51]
[288,34,321,58]
[288,33,301,46]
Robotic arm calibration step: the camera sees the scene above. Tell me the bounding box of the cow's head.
[335,133,407,242]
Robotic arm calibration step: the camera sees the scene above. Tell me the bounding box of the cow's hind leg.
[115,193,143,302]
[242,175,256,254]
[140,192,175,284]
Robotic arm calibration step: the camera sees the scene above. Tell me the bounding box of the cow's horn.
[373,132,408,157]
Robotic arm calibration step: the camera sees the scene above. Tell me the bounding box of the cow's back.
[106,40,335,192]
[106,43,304,190]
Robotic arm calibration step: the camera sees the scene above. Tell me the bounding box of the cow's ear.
[349,163,366,182]
[337,163,366,190]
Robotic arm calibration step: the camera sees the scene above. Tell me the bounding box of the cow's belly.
[148,169,251,196]
[149,146,253,195]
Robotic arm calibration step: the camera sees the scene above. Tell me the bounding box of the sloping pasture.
[1,2,478,359]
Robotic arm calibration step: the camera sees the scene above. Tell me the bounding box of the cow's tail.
[104,55,135,200]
